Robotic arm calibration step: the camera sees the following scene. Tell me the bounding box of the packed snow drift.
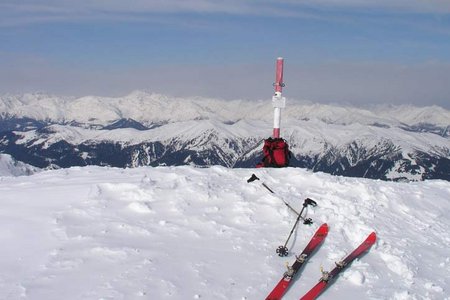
[0,166,449,299]
[0,154,39,177]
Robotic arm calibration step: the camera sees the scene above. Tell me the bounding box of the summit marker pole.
[272,57,286,138]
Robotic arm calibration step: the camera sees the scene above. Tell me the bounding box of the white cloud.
[1,0,449,27]
[280,0,450,13]
[1,1,449,109]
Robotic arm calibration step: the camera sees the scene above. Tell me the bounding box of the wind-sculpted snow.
[0,153,39,176]
[0,166,449,299]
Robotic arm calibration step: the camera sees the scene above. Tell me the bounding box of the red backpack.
[257,138,290,168]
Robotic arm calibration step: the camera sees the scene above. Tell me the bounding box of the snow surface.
[1,166,449,299]
[0,154,40,177]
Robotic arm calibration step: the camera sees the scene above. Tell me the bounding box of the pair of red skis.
[266,223,376,300]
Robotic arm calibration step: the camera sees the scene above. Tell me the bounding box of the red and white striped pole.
[272,57,286,138]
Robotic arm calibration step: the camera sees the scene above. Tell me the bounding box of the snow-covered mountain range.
[0,91,449,181]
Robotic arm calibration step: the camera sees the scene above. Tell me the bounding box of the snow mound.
[0,166,449,299]
[0,154,40,177]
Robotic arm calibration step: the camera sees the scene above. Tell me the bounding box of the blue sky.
[1,0,450,108]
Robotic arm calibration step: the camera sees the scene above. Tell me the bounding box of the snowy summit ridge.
[0,166,449,299]
[0,153,39,176]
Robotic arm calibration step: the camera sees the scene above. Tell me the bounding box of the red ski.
[266,223,329,300]
[300,231,377,300]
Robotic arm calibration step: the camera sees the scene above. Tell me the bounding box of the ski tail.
[300,231,376,300]
[265,223,328,300]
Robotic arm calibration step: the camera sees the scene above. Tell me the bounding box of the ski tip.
[367,231,377,244]
[317,223,329,235]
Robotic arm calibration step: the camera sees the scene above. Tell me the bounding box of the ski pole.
[247,174,310,221]
[276,198,317,257]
